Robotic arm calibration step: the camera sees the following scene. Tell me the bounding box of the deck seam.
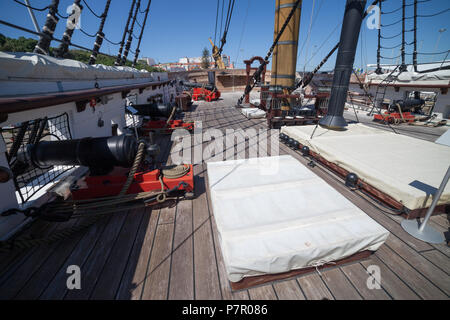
[166,201,179,300]
[114,209,146,300]
[139,209,161,300]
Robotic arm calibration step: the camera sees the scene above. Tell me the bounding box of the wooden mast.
[270,0,302,91]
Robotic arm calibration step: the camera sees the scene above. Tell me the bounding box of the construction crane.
[209,37,226,69]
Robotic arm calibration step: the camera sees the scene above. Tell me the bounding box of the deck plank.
[141,207,175,300]
[360,255,420,300]
[115,208,159,300]
[340,263,392,300]
[14,221,86,299]
[248,285,278,300]
[39,216,112,299]
[384,234,450,296]
[64,210,129,299]
[0,220,77,299]
[90,209,144,299]
[374,244,447,299]
[421,249,450,274]
[272,279,306,300]
[320,268,363,300]
[168,198,194,300]
[296,273,334,300]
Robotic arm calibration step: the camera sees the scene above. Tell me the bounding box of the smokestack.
[319,0,367,130]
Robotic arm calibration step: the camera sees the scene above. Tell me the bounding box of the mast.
[319,0,367,130]
[270,0,301,92]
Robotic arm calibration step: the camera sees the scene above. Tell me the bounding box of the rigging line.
[417,7,450,17]
[89,0,112,65]
[381,0,430,14]
[55,11,69,19]
[380,43,402,49]
[303,0,316,73]
[380,31,402,39]
[303,20,340,68]
[214,0,219,45]
[115,0,137,65]
[380,53,402,59]
[103,36,121,45]
[79,27,96,38]
[381,18,405,27]
[132,0,152,67]
[219,0,225,41]
[234,0,250,66]
[218,0,235,55]
[297,0,324,62]
[82,0,103,18]
[12,0,49,11]
[407,50,450,55]
[135,18,143,29]
[121,0,141,65]
[237,0,302,104]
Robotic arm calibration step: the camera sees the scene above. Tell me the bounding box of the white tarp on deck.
[281,123,450,210]
[365,61,450,86]
[207,155,389,283]
[240,107,266,119]
[0,52,154,81]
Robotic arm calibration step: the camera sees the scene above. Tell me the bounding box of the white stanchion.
[401,166,449,244]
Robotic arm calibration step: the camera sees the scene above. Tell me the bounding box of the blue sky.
[0,0,449,71]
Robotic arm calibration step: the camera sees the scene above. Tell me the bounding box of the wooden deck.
[0,92,448,300]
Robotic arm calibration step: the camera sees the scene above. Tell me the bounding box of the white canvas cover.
[207,155,389,282]
[0,52,155,81]
[365,61,450,87]
[281,123,450,210]
[241,107,266,119]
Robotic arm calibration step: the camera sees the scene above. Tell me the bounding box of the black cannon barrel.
[319,0,367,130]
[28,135,138,174]
[390,98,425,112]
[132,103,176,118]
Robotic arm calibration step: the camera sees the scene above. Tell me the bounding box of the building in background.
[138,57,157,66]
[156,54,234,71]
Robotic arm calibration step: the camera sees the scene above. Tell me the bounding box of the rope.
[120,142,145,196]
[82,0,104,18]
[12,0,49,11]
[237,0,302,105]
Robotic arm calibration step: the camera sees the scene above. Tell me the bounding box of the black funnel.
[319,0,367,130]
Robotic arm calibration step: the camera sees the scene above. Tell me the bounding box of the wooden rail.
[0,80,171,117]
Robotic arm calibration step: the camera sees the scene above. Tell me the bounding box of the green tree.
[0,34,166,72]
[201,47,210,69]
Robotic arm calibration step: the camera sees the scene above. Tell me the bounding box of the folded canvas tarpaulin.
[0,52,168,96]
[240,108,266,119]
[281,123,450,210]
[206,155,389,283]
